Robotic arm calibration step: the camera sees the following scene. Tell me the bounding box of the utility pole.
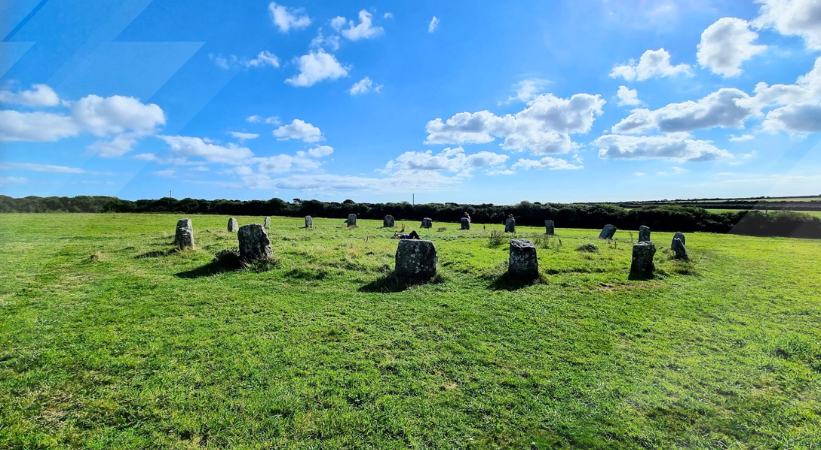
[412,193,415,207]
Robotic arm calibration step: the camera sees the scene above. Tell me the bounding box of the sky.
[0,0,820,203]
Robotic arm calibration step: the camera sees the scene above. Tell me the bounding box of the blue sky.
[1,0,819,203]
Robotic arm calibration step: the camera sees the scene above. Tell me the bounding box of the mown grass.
[0,213,819,448]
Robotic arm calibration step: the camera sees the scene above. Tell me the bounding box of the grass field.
[1,213,819,448]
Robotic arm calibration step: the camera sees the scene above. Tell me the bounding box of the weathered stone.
[421,218,433,229]
[346,214,356,227]
[545,220,555,235]
[599,224,617,240]
[672,237,689,260]
[395,239,437,281]
[638,225,651,242]
[238,224,272,262]
[305,216,313,228]
[672,232,686,247]
[228,217,238,232]
[383,215,395,227]
[263,216,271,228]
[509,239,538,280]
[504,217,516,233]
[174,218,194,249]
[460,217,471,230]
[629,241,656,279]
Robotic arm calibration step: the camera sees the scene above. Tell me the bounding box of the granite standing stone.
[305,216,313,228]
[383,215,395,227]
[228,217,238,232]
[629,241,656,279]
[238,224,272,262]
[508,239,539,280]
[672,232,686,248]
[638,225,651,242]
[264,216,271,228]
[504,217,516,233]
[421,218,433,229]
[671,238,689,260]
[599,224,617,240]
[460,217,471,230]
[346,214,357,227]
[545,220,555,235]
[174,218,194,249]
[395,239,437,281]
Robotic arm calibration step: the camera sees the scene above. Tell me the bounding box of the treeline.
[618,199,821,212]
[1,195,819,238]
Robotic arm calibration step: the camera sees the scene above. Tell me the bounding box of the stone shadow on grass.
[359,272,443,293]
[176,249,276,278]
[135,248,179,259]
[488,272,543,291]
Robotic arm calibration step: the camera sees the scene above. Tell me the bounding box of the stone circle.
[395,239,437,281]
[599,224,617,240]
[238,224,272,262]
[629,241,656,279]
[508,239,538,280]
[174,218,194,249]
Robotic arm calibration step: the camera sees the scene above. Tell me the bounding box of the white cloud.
[304,145,334,158]
[505,78,550,104]
[697,18,766,77]
[210,51,280,70]
[0,110,79,141]
[428,16,440,33]
[0,162,85,174]
[596,134,732,161]
[0,84,60,107]
[743,56,821,133]
[268,2,311,32]
[383,146,508,177]
[383,12,393,19]
[246,115,280,125]
[426,93,605,154]
[87,134,139,157]
[616,85,641,106]
[133,153,157,161]
[247,50,280,68]
[729,133,755,142]
[273,119,323,143]
[72,94,165,136]
[285,50,349,87]
[160,135,254,164]
[349,77,383,95]
[512,156,582,171]
[229,131,260,141]
[610,48,692,82]
[762,103,821,132]
[754,0,821,50]
[310,28,341,52]
[336,10,383,41]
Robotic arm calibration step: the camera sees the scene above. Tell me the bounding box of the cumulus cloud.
[383,147,508,177]
[596,134,732,161]
[160,135,254,164]
[286,50,349,87]
[744,56,821,132]
[0,84,60,107]
[729,133,755,142]
[505,78,550,104]
[428,16,440,33]
[303,145,334,158]
[0,110,79,141]
[310,28,341,51]
[72,95,164,136]
[512,156,582,171]
[426,93,605,154]
[210,51,280,70]
[333,10,383,41]
[229,131,259,141]
[349,77,383,95]
[610,48,692,82]
[246,115,280,125]
[268,2,311,32]
[273,119,323,142]
[754,0,821,50]
[616,85,641,106]
[697,18,766,77]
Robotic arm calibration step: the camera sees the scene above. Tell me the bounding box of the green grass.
[1,213,819,448]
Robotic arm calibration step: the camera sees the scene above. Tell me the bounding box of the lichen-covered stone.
[509,239,538,280]
[599,224,617,240]
[238,224,272,262]
[421,218,433,229]
[395,239,437,281]
[263,216,271,228]
[629,241,656,279]
[174,218,194,249]
[672,237,689,260]
[545,220,555,235]
[504,217,516,233]
[672,232,686,247]
[346,214,356,227]
[638,225,651,242]
[305,216,313,228]
[460,217,471,230]
[228,217,238,232]
[383,215,395,227]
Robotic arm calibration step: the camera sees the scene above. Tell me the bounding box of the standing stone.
[383,215,395,227]
[263,216,271,228]
[545,220,555,235]
[508,239,539,280]
[638,225,651,242]
[460,217,471,230]
[346,214,357,227]
[599,224,617,240]
[228,217,238,232]
[238,224,272,262]
[305,216,313,228]
[672,232,686,248]
[629,241,656,279]
[174,218,194,250]
[672,238,689,260]
[395,239,437,281]
[504,217,516,233]
[421,218,433,229]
